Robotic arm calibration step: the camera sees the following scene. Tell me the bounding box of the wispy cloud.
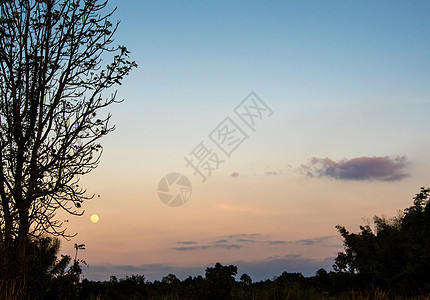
[173,235,336,252]
[299,156,409,181]
[266,254,303,260]
[237,238,255,243]
[228,233,261,239]
[177,241,198,245]
[217,244,242,250]
[174,244,242,251]
[173,234,260,252]
[267,240,291,245]
[214,239,228,244]
[296,236,333,246]
[266,236,336,246]
[174,245,210,251]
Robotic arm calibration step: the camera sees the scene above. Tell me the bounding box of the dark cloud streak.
[176,241,198,245]
[266,236,336,246]
[174,244,242,251]
[214,239,228,244]
[228,233,261,239]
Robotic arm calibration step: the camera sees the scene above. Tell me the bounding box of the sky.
[58,0,430,282]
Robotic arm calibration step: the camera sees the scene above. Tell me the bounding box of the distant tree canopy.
[334,186,430,294]
[0,0,136,297]
[205,262,238,300]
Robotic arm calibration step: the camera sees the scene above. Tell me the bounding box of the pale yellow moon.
[90,214,99,223]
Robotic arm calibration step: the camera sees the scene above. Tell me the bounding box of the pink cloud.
[231,172,239,178]
[300,156,409,181]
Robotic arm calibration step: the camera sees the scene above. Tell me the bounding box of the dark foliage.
[10,235,87,299]
[334,186,430,295]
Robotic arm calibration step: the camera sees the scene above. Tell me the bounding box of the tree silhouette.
[21,235,86,299]
[334,186,430,294]
[0,0,136,297]
[205,262,238,300]
[239,273,252,286]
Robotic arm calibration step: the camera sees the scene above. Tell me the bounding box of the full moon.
[90,214,99,223]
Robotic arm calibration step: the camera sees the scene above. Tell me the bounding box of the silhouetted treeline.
[14,187,430,299]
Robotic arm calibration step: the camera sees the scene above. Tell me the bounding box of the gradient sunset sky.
[60,0,430,281]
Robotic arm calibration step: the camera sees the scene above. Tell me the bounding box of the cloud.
[264,170,286,176]
[299,156,409,181]
[266,254,302,260]
[228,233,261,239]
[265,171,278,175]
[283,254,303,259]
[237,238,255,243]
[173,234,265,252]
[173,235,262,252]
[231,172,239,177]
[296,236,333,246]
[174,235,336,251]
[174,245,211,251]
[176,241,198,245]
[217,244,242,250]
[267,240,291,245]
[174,244,242,251]
[214,239,228,244]
[266,236,336,246]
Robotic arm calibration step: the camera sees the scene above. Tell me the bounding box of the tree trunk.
[14,210,30,299]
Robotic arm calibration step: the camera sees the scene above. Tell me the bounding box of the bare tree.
[0,0,136,297]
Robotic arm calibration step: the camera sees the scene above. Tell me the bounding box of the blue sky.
[60,1,430,282]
